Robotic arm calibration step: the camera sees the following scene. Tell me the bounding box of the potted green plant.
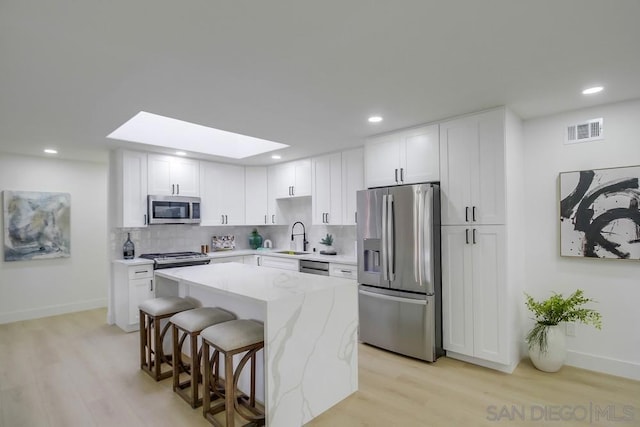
[319,233,336,255]
[525,289,602,372]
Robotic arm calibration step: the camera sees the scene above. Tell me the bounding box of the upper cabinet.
[439,109,505,225]
[147,154,200,197]
[110,149,148,228]
[245,166,269,225]
[200,161,245,226]
[341,148,364,225]
[269,159,312,199]
[365,124,439,188]
[312,152,342,225]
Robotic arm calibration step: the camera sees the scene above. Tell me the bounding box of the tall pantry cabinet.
[440,107,524,372]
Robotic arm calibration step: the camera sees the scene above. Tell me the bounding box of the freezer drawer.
[359,287,436,362]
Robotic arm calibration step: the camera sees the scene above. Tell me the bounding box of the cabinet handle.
[134,270,147,274]
[291,186,295,196]
[355,212,357,223]
[472,206,477,222]
[465,229,469,244]
[465,206,469,222]
[176,184,180,194]
[400,168,404,182]
[340,269,353,274]
[272,214,275,224]
[326,213,329,223]
[221,214,225,224]
[264,215,267,224]
[150,279,153,292]
[473,228,477,244]
[394,168,398,183]
[144,214,147,225]
[172,184,175,195]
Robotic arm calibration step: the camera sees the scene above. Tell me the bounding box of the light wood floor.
[0,309,638,427]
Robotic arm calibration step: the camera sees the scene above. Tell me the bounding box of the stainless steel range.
[139,251,211,269]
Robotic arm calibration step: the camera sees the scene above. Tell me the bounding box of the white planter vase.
[528,324,566,372]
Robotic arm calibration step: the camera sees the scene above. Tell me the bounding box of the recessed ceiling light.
[44,149,58,154]
[175,151,187,156]
[368,116,383,123]
[271,154,282,160]
[582,86,604,95]
[107,111,289,159]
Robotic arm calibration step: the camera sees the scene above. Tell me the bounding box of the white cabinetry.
[439,109,505,225]
[200,161,245,226]
[342,148,364,225]
[329,263,357,280]
[245,167,269,225]
[365,124,439,188]
[439,107,523,372]
[260,256,300,271]
[312,153,342,225]
[441,225,507,364]
[113,261,155,332]
[269,159,311,199]
[210,256,244,264]
[148,154,200,196]
[110,149,148,228]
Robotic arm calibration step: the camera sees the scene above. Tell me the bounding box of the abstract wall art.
[3,191,71,261]
[560,166,640,259]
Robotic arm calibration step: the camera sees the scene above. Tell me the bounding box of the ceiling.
[1,0,639,165]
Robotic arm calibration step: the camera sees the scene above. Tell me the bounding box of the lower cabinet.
[210,256,244,264]
[259,255,300,271]
[113,261,155,332]
[329,263,357,280]
[441,225,508,364]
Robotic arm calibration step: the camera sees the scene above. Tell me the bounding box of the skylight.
[107,111,288,159]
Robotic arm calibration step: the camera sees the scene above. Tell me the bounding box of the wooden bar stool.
[139,296,196,381]
[201,319,265,427]
[170,307,236,408]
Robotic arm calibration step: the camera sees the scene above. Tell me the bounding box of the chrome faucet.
[291,221,308,252]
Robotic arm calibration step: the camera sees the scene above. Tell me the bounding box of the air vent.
[565,118,604,144]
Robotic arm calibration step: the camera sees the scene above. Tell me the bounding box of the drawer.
[128,265,154,280]
[329,263,357,279]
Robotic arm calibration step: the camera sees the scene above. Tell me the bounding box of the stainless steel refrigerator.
[357,183,443,362]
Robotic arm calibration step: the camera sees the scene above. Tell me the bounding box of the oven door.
[148,195,201,224]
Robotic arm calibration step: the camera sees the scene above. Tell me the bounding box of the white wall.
[0,153,108,323]
[523,99,640,380]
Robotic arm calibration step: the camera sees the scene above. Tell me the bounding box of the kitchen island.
[154,262,358,427]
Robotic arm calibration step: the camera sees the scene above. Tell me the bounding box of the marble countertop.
[154,262,356,303]
[207,249,357,265]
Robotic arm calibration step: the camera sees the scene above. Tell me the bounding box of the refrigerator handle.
[422,187,434,294]
[381,194,389,281]
[387,194,395,281]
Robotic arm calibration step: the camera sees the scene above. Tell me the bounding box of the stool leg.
[202,341,211,418]
[172,324,180,391]
[225,352,235,427]
[190,331,199,408]
[154,316,162,380]
[250,352,256,407]
[139,310,146,369]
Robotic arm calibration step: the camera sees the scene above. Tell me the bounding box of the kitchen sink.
[274,250,310,255]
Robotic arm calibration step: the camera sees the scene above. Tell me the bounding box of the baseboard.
[0,298,107,325]
[446,351,518,374]
[566,350,640,381]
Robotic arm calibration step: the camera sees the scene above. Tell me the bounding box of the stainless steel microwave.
[147,195,201,224]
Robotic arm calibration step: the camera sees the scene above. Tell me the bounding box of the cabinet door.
[401,125,439,184]
[245,167,268,225]
[147,155,173,195]
[441,226,474,357]
[267,166,282,224]
[473,109,505,225]
[260,256,299,271]
[171,157,200,196]
[342,148,364,225]
[121,151,148,227]
[312,153,342,225]
[471,225,507,364]
[129,277,154,324]
[218,163,245,225]
[199,161,223,225]
[292,159,311,197]
[365,134,400,188]
[269,163,293,199]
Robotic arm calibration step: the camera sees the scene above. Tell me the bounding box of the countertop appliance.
[139,251,211,269]
[357,183,443,362]
[147,195,201,225]
[299,259,330,276]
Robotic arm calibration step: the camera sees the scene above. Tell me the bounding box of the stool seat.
[201,319,263,352]
[171,307,235,332]
[139,296,195,316]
